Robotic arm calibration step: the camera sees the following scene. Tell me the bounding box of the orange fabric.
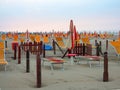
[55,37,65,48]
[0,42,4,49]
[35,35,40,42]
[1,34,6,40]
[7,33,12,39]
[13,35,18,41]
[29,34,35,42]
[81,37,90,44]
[0,49,8,65]
[110,41,120,54]
[47,58,65,63]
[20,38,25,43]
[43,35,49,43]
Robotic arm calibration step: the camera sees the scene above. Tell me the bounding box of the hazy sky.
[0,0,120,32]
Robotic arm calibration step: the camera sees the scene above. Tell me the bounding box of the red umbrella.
[26,29,29,40]
[70,20,74,49]
[74,25,77,40]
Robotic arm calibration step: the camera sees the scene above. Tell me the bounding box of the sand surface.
[0,37,120,90]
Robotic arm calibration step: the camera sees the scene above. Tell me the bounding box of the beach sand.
[0,37,120,90]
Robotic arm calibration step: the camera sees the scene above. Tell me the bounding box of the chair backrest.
[0,41,4,49]
[29,34,35,42]
[43,35,49,44]
[13,35,18,41]
[110,41,120,54]
[35,35,41,43]
[81,37,90,44]
[55,37,65,48]
[8,33,12,39]
[20,38,25,43]
[110,41,120,47]
[1,34,6,41]
[0,49,5,60]
[0,42,5,60]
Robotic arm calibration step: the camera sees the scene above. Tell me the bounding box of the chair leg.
[5,65,6,71]
[118,55,120,64]
[50,63,54,71]
[88,61,92,68]
[70,57,74,65]
[61,63,64,71]
[98,60,101,67]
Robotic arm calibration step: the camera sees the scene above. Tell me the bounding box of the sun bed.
[42,57,66,71]
[75,55,103,68]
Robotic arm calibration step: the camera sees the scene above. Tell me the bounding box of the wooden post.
[18,46,21,64]
[5,41,7,48]
[26,50,30,73]
[29,42,32,53]
[68,48,71,54]
[103,52,109,82]
[43,44,45,58]
[21,42,23,50]
[34,41,37,55]
[83,43,85,56]
[23,42,25,51]
[36,53,41,88]
[99,41,101,46]
[78,43,83,56]
[53,40,56,55]
[96,43,99,56]
[99,41,103,55]
[14,45,17,60]
[106,40,108,51]
[95,40,97,46]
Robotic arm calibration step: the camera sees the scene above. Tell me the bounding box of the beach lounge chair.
[55,37,66,48]
[0,42,8,71]
[109,41,120,58]
[81,37,96,49]
[20,38,25,43]
[43,35,49,44]
[13,34,18,41]
[29,34,34,42]
[75,55,103,68]
[67,43,102,67]
[35,35,41,43]
[81,37,90,44]
[1,34,6,41]
[42,57,66,71]
[7,33,12,39]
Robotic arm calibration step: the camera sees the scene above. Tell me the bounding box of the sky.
[0,0,120,33]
